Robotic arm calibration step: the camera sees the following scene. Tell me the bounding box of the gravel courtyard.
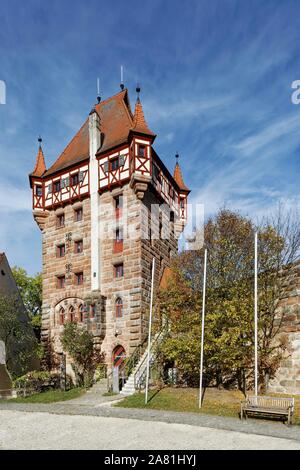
[1,410,300,450]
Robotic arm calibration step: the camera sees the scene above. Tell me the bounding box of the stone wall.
[269,262,300,394]
[0,254,39,376]
[40,196,96,364]
[41,180,180,374]
[99,183,179,368]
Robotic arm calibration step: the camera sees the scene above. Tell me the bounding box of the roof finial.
[136,82,141,102]
[97,77,101,103]
[175,152,179,162]
[120,65,124,90]
[38,135,42,148]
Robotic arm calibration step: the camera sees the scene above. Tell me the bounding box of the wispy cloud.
[0,182,31,212]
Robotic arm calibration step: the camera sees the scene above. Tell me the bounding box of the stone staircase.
[120,326,167,396]
[88,378,108,395]
[120,348,149,396]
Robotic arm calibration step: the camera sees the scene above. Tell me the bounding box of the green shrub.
[94,363,107,382]
[13,370,61,393]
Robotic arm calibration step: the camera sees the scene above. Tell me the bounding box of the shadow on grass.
[147,388,161,404]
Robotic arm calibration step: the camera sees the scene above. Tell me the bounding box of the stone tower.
[29,88,190,374]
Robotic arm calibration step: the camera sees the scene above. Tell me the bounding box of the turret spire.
[132,85,155,136]
[173,153,190,193]
[30,136,46,177]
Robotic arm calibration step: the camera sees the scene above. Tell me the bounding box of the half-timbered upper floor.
[29,88,190,224]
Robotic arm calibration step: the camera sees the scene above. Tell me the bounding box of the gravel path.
[0,399,300,444]
[0,409,300,450]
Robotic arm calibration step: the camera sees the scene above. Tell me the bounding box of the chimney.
[89,107,101,292]
[89,107,101,160]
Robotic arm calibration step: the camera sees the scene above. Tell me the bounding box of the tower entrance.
[112,345,126,393]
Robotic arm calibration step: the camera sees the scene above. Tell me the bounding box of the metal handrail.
[134,323,168,389]
[125,335,148,377]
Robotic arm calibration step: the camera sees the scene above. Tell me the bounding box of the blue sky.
[0,0,300,274]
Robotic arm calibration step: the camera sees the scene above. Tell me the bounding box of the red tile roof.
[44,119,90,176]
[44,89,134,177]
[96,89,134,154]
[35,89,188,196]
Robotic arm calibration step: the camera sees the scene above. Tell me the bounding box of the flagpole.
[199,248,207,408]
[145,257,155,405]
[254,233,258,396]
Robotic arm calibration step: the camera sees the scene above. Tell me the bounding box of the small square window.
[54,181,61,193]
[75,208,83,222]
[71,173,79,186]
[75,272,84,285]
[56,214,65,228]
[57,244,65,257]
[75,240,83,254]
[36,186,42,197]
[57,275,65,289]
[110,158,119,171]
[114,263,124,278]
[138,145,146,157]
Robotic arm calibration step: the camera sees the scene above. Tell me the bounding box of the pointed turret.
[30,137,46,178]
[173,153,190,193]
[132,85,155,137]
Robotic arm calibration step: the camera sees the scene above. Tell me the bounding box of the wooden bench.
[241,396,295,425]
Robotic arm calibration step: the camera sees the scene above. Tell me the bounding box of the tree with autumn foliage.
[156,207,300,391]
[61,322,105,387]
[11,267,42,340]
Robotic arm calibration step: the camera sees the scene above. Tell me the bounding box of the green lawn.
[116,387,300,424]
[3,387,85,404]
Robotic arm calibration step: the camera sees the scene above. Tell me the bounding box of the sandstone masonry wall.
[269,262,300,394]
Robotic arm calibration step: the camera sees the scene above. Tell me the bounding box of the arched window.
[69,306,75,323]
[115,297,123,318]
[78,304,84,322]
[90,304,96,319]
[59,307,65,325]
